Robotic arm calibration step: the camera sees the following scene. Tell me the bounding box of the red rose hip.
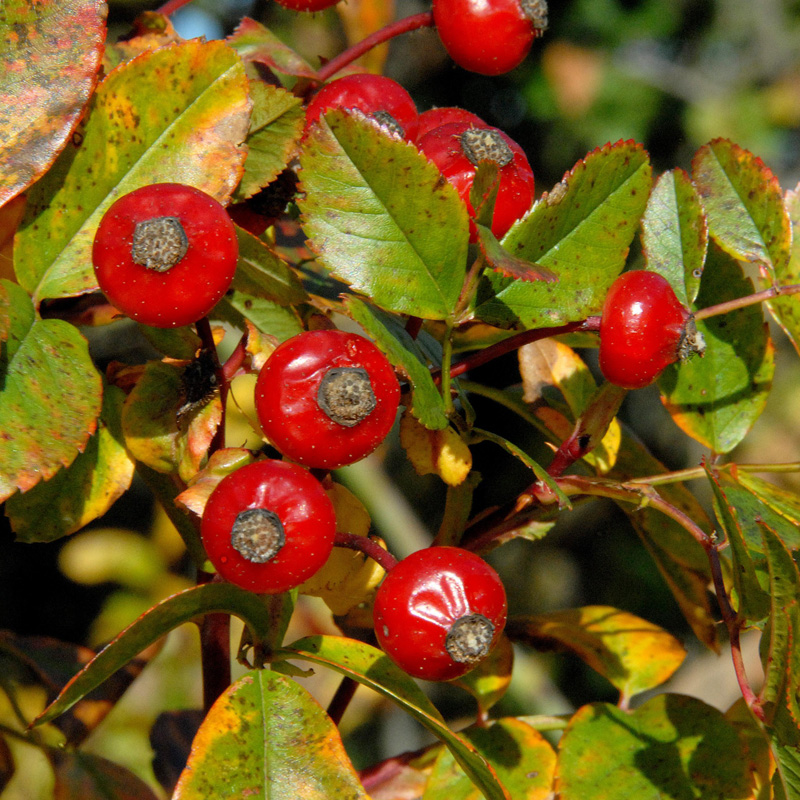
[417,121,535,240]
[373,546,508,681]
[200,460,336,594]
[92,183,238,328]
[433,0,548,76]
[255,330,401,470]
[304,74,419,141]
[599,270,705,389]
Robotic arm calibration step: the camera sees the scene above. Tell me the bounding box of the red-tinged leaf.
[0,0,106,206]
[233,81,305,202]
[174,448,254,517]
[767,186,800,357]
[298,112,470,320]
[450,635,514,718]
[0,736,12,792]
[507,606,685,703]
[555,695,754,800]
[33,583,278,727]
[228,17,317,78]
[107,11,182,68]
[641,168,708,306]
[659,245,774,454]
[173,669,369,799]
[360,748,438,800]
[475,140,651,329]
[150,710,204,797]
[179,395,223,484]
[14,39,250,306]
[692,138,791,278]
[422,718,555,800]
[51,751,159,800]
[476,223,558,284]
[6,385,135,543]
[0,280,102,503]
[0,194,26,283]
[726,699,773,800]
[277,636,510,800]
[609,433,718,651]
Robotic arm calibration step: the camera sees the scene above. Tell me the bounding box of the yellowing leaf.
[508,606,686,703]
[400,413,472,486]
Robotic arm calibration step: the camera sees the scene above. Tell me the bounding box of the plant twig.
[334,531,398,572]
[316,12,434,83]
[693,282,800,321]
[327,676,359,726]
[195,316,228,454]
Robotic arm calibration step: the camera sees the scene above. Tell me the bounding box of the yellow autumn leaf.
[399,413,472,486]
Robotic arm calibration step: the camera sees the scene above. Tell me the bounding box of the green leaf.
[33,583,280,726]
[216,294,304,342]
[692,138,791,278]
[759,521,800,716]
[233,81,304,201]
[659,245,774,454]
[767,186,800,356]
[705,467,771,623]
[344,296,449,430]
[139,324,202,360]
[0,280,103,503]
[6,385,135,542]
[508,606,685,703]
[0,0,106,205]
[14,39,250,305]
[641,168,708,305]
[227,16,317,79]
[232,225,307,305]
[277,636,510,800]
[737,472,800,545]
[556,695,754,800]
[474,140,652,329]
[298,111,470,320]
[450,635,514,717]
[173,669,369,799]
[422,718,555,800]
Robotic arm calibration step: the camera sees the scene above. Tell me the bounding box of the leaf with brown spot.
[173,669,370,800]
[52,751,160,800]
[0,0,106,206]
[14,39,251,306]
[0,280,102,503]
[6,385,135,543]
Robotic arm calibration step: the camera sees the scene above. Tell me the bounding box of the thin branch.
[693,283,800,322]
[334,531,398,572]
[316,12,434,83]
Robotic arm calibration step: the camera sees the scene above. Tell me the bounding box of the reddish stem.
[327,676,359,726]
[316,12,434,83]
[195,316,228,454]
[334,531,398,573]
[436,317,600,383]
[221,334,248,382]
[156,0,192,15]
[693,282,800,322]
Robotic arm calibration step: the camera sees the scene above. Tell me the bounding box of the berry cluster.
[85,1,701,687]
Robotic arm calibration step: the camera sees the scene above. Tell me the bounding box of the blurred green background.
[4,0,800,796]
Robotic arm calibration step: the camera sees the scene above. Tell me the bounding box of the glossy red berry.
[415,107,486,141]
[599,270,705,389]
[417,121,535,240]
[273,0,340,11]
[92,183,238,329]
[200,460,336,594]
[255,330,401,470]
[433,0,548,76]
[373,546,508,681]
[304,74,419,141]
